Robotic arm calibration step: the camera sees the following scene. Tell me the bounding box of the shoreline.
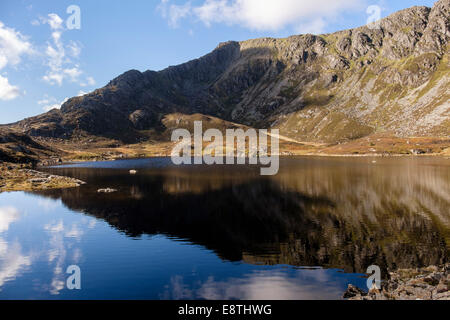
[0,162,86,193]
[344,264,450,300]
[31,133,449,164]
[1,153,449,193]
[52,151,450,164]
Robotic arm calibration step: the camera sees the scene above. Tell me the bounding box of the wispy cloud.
[158,0,364,34]
[38,89,87,112]
[38,95,69,112]
[158,0,192,28]
[0,206,20,233]
[0,75,20,101]
[40,13,94,87]
[0,241,32,287]
[0,22,33,70]
[80,76,95,87]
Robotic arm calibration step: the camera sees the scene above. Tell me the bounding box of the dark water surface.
[0,157,449,299]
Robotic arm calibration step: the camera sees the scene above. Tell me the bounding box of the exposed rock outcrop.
[345,264,450,300]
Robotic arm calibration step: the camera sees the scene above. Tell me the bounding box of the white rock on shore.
[97,188,118,193]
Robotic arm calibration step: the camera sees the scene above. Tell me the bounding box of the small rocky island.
[344,264,450,300]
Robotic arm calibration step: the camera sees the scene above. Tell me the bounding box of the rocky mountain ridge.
[4,0,450,146]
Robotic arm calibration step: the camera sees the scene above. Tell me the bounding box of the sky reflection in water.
[0,157,449,299]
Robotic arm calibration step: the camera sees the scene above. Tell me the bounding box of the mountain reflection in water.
[35,157,450,275]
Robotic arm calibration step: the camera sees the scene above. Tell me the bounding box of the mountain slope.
[7,0,450,144]
[0,127,60,163]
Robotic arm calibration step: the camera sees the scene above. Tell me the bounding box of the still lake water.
[0,157,449,299]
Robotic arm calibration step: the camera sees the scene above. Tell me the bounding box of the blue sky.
[0,0,437,124]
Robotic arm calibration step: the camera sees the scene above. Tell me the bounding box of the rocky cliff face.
[9,0,450,143]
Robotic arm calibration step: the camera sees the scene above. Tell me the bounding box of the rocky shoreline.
[344,264,450,300]
[0,162,85,192]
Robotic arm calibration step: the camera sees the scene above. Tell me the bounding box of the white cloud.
[0,206,20,233]
[163,269,343,300]
[0,21,33,100]
[295,18,327,35]
[159,1,192,28]
[159,0,363,33]
[39,88,91,111]
[41,14,94,87]
[41,102,62,112]
[37,198,62,211]
[63,66,82,82]
[80,76,95,87]
[0,208,31,288]
[67,41,82,58]
[64,224,84,239]
[0,75,20,100]
[38,95,69,112]
[42,73,63,86]
[0,15,95,102]
[46,14,64,31]
[0,240,6,256]
[44,220,64,233]
[0,241,32,287]
[0,21,33,69]
[37,97,51,105]
[41,14,68,86]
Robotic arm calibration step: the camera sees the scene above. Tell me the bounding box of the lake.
[0,156,449,299]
